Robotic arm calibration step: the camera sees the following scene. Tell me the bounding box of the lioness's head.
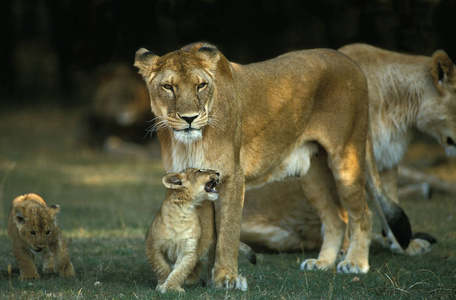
[12,194,60,253]
[134,43,221,144]
[162,168,220,202]
[419,50,456,156]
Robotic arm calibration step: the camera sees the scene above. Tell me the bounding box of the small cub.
[7,193,75,280]
[146,168,220,293]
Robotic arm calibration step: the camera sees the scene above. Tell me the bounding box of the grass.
[1,103,456,299]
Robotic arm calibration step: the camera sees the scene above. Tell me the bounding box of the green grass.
[1,104,456,299]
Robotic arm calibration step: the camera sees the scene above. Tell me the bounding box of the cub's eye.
[197,82,207,91]
[162,84,173,91]
[46,231,51,236]
[196,169,204,173]
[30,231,36,236]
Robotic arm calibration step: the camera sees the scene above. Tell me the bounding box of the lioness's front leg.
[212,172,247,291]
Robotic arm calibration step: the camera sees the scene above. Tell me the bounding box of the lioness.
[135,43,411,288]
[7,193,75,280]
[241,43,456,255]
[146,168,256,293]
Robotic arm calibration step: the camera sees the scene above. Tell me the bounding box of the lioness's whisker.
[144,118,169,139]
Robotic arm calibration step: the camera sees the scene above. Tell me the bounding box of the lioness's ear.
[162,173,187,190]
[431,50,455,94]
[134,48,160,80]
[195,46,221,76]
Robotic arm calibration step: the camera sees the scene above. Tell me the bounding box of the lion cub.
[7,193,75,280]
[146,168,255,293]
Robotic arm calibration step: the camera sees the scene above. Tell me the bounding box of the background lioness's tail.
[240,242,257,265]
[364,131,412,250]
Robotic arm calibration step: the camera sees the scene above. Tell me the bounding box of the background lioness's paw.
[337,260,369,274]
[405,238,431,256]
[300,259,333,271]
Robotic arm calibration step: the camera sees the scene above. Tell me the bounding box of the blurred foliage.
[1,0,455,100]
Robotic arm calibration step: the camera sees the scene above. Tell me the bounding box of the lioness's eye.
[30,231,36,236]
[162,84,173,91]
[197,82,207,91]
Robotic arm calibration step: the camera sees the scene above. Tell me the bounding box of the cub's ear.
[13,206,26,225]
[134,48,160,79]
[162,173,187,190]
[431,50,456,94]
[194,46,221,76]
[49,204,61,219]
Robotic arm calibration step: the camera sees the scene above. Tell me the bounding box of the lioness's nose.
[181,115,198,125]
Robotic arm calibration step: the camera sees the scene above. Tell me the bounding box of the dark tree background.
[0,0,455,103]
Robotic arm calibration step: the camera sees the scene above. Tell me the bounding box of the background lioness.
[241,43,456,255]
[135,42,413,286]
[7,193,75,280]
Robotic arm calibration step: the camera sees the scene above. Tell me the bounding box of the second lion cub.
[146,168,254,293]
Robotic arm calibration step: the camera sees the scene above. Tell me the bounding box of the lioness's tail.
[240,242,257,265]
[364,131,412,251]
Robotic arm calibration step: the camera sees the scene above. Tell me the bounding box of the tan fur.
[135,42,384,285]
[146,168,220,293]
[7,193,75,280]
[241,43,456,255]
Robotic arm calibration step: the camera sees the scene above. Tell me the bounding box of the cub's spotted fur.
[7,193,75,280]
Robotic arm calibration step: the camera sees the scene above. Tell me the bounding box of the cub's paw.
[19,273,40,280]
[42,264,56,274]
[59,263,75,278]
[156,283,185,293]
[337,260,369,274]
[212,271,248,291]
[300,259,333,271]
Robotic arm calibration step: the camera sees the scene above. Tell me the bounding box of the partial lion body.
[135,43,409,287]
[7,193,75,280]
[241,43,456,255]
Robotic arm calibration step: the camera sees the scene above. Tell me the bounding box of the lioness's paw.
[213,273,248,291]
[300,259,333,271]
[156,283,185,293]
[337,260,369,274]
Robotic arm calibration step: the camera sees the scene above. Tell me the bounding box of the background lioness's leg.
[300,152,345,271]
[378,167,432,255]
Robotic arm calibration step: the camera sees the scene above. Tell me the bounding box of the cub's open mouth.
[31,247,42,253]
[205,179,219,193]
